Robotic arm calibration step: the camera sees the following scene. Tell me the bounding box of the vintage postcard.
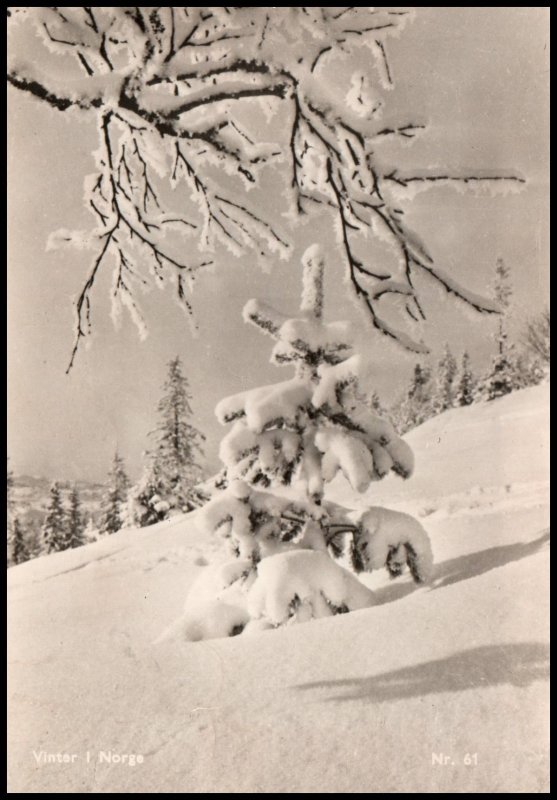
[7,7,549,793]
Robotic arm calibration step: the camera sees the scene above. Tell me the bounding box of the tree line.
[7,474,96,566]
[7,356,205,566]
[380,294,549,436]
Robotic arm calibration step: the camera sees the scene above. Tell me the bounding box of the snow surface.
[8,386,549,792]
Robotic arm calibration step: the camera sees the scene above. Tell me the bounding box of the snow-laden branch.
[290,96,523,352]
[7,7,527,366]
[7,69,104,111]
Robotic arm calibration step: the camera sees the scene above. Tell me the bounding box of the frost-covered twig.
[8,7,526,365]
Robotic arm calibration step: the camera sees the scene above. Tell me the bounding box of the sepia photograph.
[7,7,549,793]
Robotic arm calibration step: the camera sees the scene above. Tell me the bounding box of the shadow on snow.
[432,528,549,590]
[373,528,549,606]
[295,642,549,704]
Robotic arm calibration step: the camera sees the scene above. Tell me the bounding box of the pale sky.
[7,7,549,482]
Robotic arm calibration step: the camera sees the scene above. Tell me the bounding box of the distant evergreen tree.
[83,517,100,543]
[511,352,538,390]
[100,451,130,534]
[146,356,205,515]
[393,363,432,433]
[517,308,550,387]
[124,463,170,528]
[433,344,458,413]
[481,259,518,401]
[408,363,431,403]
[10,517,30,566]
[483,348,518,400]
[456,351,475,406]
[518,353,547,388]
[523,308,550,366]
[67,486,86,548]
[42,482,69,553]
[25,525,43,560]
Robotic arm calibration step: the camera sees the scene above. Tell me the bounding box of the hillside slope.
[7,386,550,793]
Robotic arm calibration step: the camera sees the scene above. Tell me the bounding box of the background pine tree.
[433,345,458,413]
[391,363,433,434]
[67,486,86,549]
[147,357,206,515]
[124,463,170,528]
[524,308,550,365]
[456,351,475,407]
[520,308,550,386]
[409,363,433,428]
[10,517,30,566]
[100,451,130,535]
[83,517,100,543]
[480,259,519,401]
[483,350,517,401]
[42,482,69,554]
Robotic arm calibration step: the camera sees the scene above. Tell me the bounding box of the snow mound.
[182,600,250,643]
[248,550,376,625]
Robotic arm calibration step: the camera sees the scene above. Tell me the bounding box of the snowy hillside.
[328,383,550,512]
[8,386,549,793]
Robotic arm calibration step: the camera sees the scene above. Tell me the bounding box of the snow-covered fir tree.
[482,349,518,401]
[515,352,547,389]
[182,245,433,640]
[523,308,550,367]
[9,517,30,566]
[100,451,130,535]
[519,308,550,387]
[145,357,205,517]
[26,527,43,560]
[433,345,458,413]
[42,482,69,554]
[83,517,101,544]
[67,486,86,549]
[456,351,475,407]
[125,463,171,529]
[480,259,518,401]
[394,363,433,433]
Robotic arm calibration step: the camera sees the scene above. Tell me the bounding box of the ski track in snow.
[7,386,549,793]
